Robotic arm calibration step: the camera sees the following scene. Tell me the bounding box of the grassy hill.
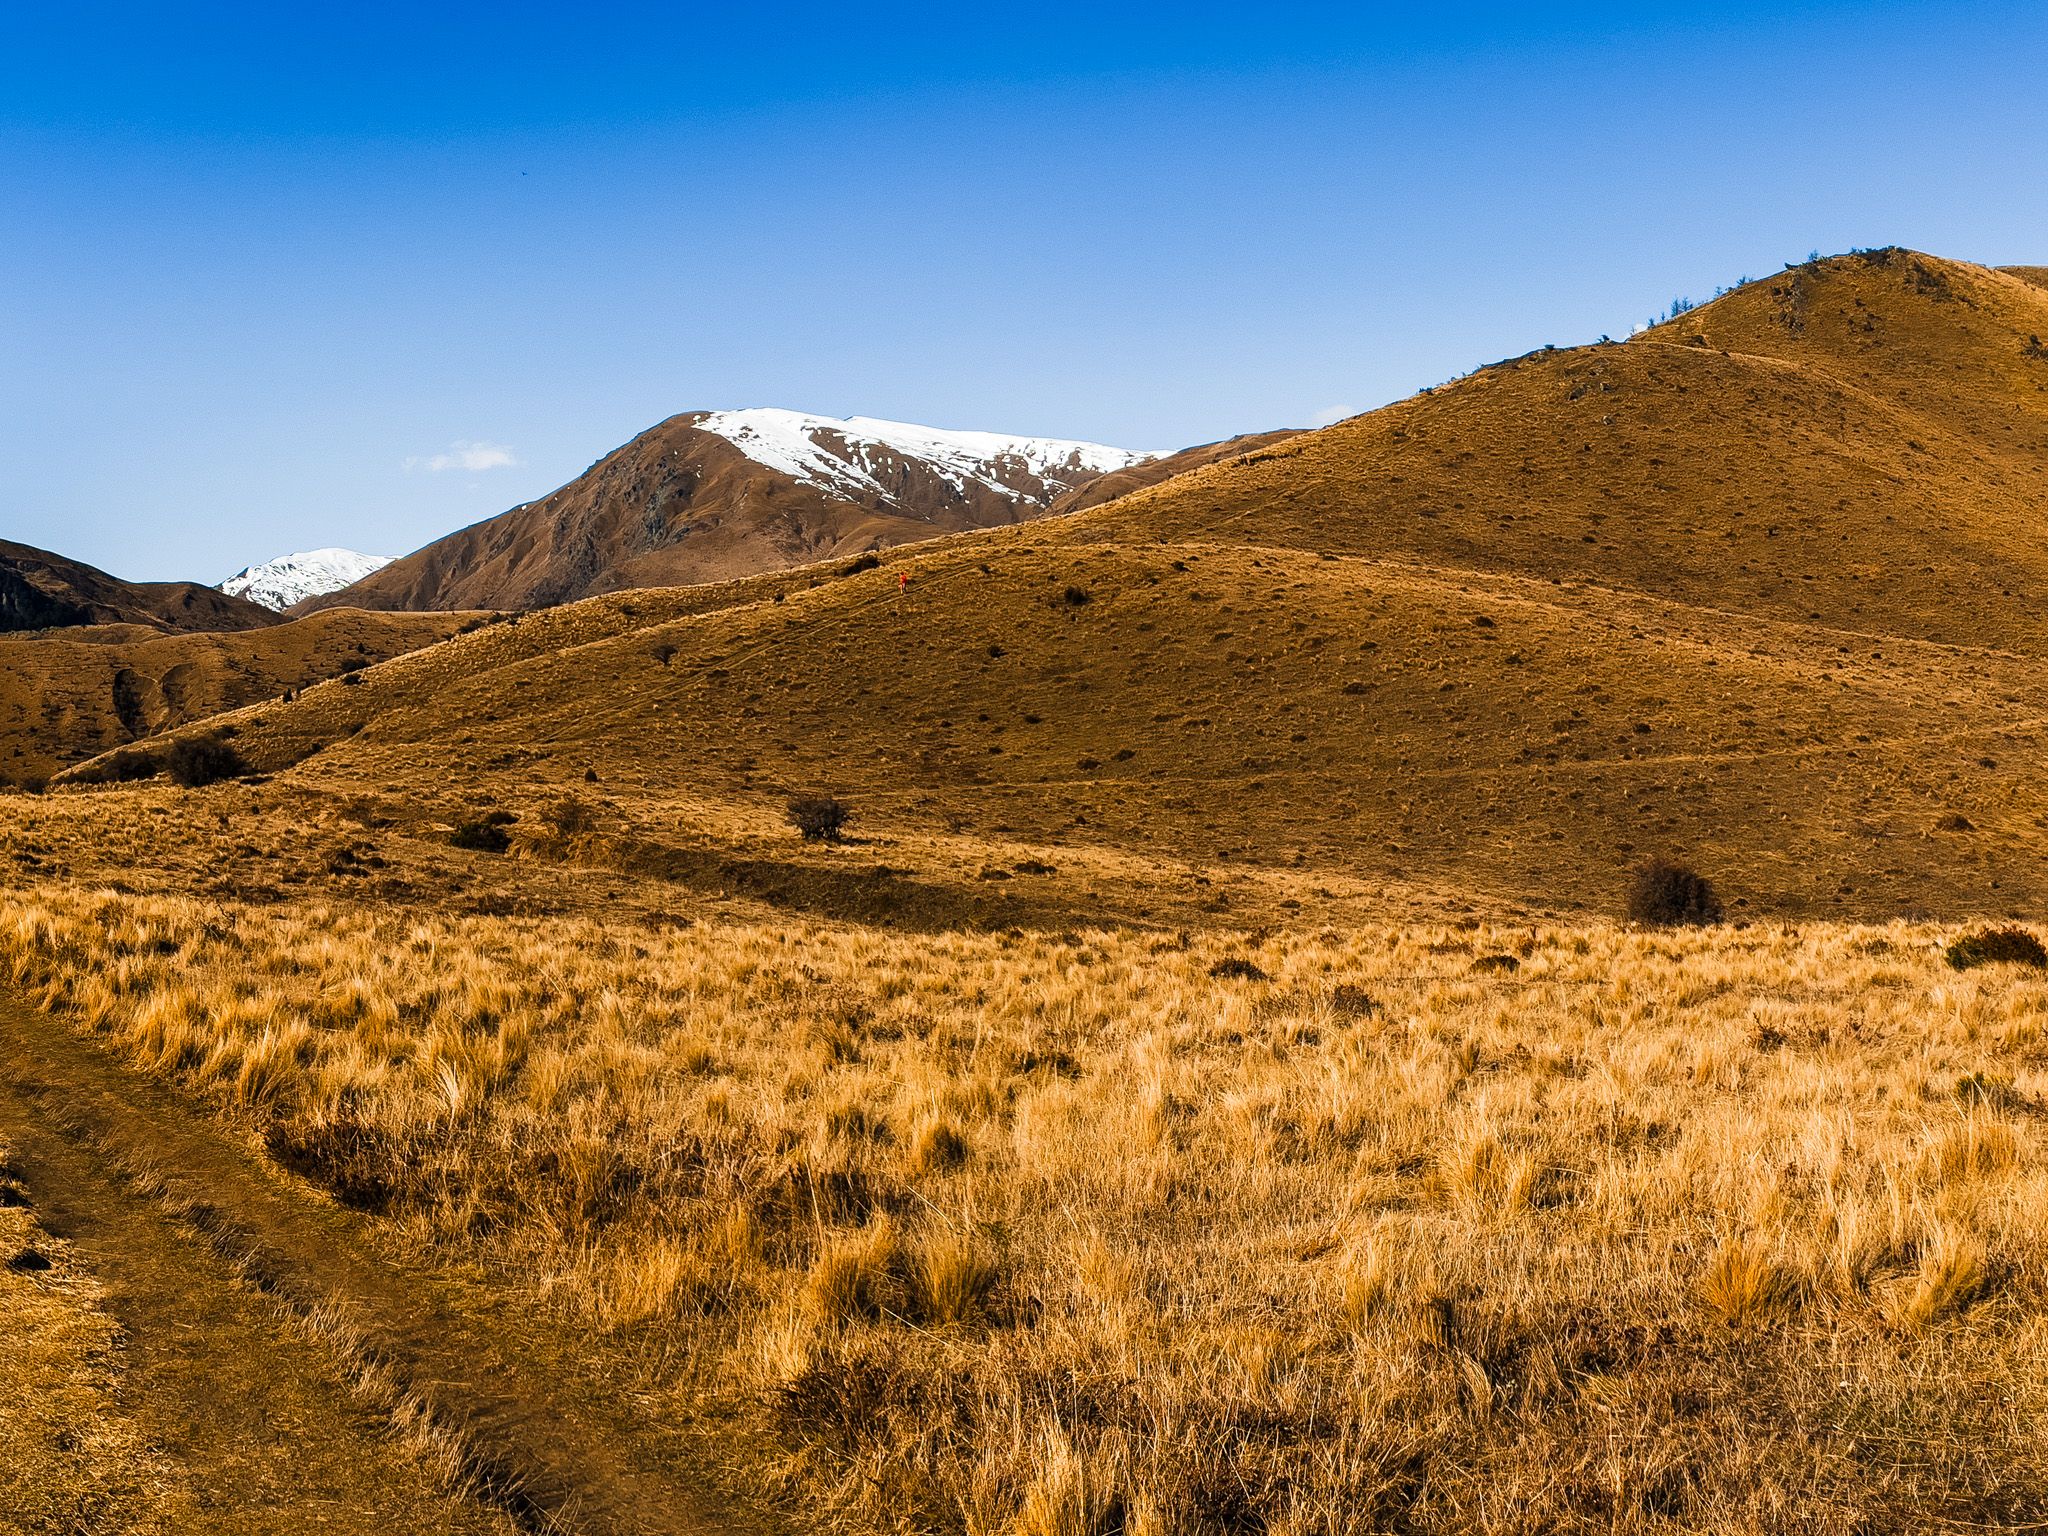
[47,249,2048,924]
[0,608,475,782]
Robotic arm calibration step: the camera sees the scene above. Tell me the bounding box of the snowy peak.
[686,408,1161,506]
[220,548,394,611]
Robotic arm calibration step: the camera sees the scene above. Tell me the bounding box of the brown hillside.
[1041,430,1302,516]
[303,412,1154,613]
[1062,250,2048,653]
[55,250,2048,923]
[77,528,2048,924]
[0,538,277,635]
[0,608,473,781]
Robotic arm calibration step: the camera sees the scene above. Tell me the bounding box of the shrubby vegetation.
[785,794,850,842]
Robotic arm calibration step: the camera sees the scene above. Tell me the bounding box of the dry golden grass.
[9,883,2048,1531]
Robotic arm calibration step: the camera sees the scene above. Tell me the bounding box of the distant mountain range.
[298,409,1210,612]
[220,548,393,611]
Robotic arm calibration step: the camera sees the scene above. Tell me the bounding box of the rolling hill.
[0,539,277,635]
[301,409,1163,613]
[0,607,475,782]
[48,249,2048,923]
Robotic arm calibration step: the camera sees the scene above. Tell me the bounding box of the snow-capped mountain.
[686,409,1161,503]
[296,407,1180,613]
[220,548,393,611]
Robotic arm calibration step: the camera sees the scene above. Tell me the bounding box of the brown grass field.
[8,250,2048,1531]
[4,870,2048,1533]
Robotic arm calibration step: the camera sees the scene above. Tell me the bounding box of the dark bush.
[69,744,163,786]
[844,553,881,576]
[1626,858,1723,927]
[450,809,515,853]
[1209,956,1269,981]
[165,732,246,788]
[787,795,850,842]
[1062,585,1092,606]
[1945,928,2048,971]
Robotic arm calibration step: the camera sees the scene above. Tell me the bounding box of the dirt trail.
[0,995,785,1536]
[2,1102,519,1536]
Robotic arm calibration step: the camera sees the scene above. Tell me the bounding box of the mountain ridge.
[223,548,394,611]
[303,409,1171,613]
[0,538,277,635]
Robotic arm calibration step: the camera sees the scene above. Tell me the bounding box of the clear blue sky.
[5,2,2046,582]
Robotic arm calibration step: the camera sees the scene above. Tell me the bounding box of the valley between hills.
[9,249,2048,1533]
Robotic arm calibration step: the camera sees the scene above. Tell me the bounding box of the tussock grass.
[8,887,2048,1530]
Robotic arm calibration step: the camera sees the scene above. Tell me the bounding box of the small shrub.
[1945,927,2048,971]
[1062,585,1092,607]
[165,732,246,789]
[70,745,162,785]
[1209,956,1269,981]
[450,809,515,853]
[1626,858,1723,927]
[787,795,850,842]
[540,795,598,842]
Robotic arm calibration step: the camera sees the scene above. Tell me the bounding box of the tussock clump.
[907,1116,970,1175]
[1208,956,1268,981]
[803,1219,903,1324]
[1944,927,2047,970]
[1886,1227,1986,1334]
[786,795,850,842]
[165,731,246,788]
[1626,857,1723,927]
[449,810,516,853]
[1697,1238,1797,1328]
[908,1229,1000,1327]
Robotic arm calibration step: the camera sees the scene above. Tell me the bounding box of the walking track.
[0,996,784,1536]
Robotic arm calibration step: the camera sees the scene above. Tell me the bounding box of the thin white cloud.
[407,439,519,474]
[1307,404,1360,429]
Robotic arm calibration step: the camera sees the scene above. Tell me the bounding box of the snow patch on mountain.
[220,548,394,611]
[689,408,1161,502]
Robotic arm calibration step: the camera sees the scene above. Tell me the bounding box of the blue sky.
[5,2,2047,581]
